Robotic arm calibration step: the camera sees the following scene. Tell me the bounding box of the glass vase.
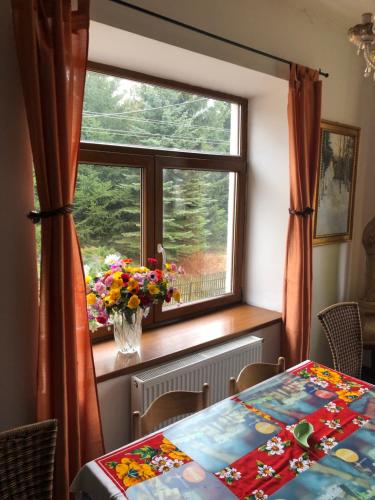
[112,308,143,354]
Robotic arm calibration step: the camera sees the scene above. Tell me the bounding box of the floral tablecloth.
[71,361,375,499]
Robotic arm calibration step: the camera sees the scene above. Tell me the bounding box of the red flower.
[121,273,130,282]
[97,315,107,325]
[140,295,152,306]
[155,269,163,282]
[147,257,158,268]
[123,258,133,264]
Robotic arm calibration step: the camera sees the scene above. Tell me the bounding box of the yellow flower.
[112,272,123,289]
[109,288,121,301]
[160,438,189,461]
[311,366,341,385]
[104,295,114,307]
[85,275,92,284]
[165,263,172,271]
[336,390,359,403]
[112,279,123,289]
[147,283,160,295]
[172,289,181,302]
[116,458,155,487]
[128,295,140,309]
[127,278,139,292]
[86,293,97,305]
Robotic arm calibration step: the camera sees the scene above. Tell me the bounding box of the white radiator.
[131,334,262,426]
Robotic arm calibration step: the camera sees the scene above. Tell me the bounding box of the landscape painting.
[313,121,360,245]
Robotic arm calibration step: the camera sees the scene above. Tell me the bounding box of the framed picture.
[313,120,360,245]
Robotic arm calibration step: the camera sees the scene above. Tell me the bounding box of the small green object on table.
[293,420,314,449]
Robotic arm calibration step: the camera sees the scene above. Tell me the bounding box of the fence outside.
[164,271,228,307]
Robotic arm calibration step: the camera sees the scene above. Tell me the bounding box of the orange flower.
[115,457,155,487]
[311,366,341,385]
[109,288,121,301]
[160,438,190,461]
[128,295,140,309]
[336,390,360,403]
[127,278,139,293]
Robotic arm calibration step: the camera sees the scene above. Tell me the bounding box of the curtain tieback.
[27,204,73,224]
[289,207,314,217]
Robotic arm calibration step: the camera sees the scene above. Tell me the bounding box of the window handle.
[157,243,166,269]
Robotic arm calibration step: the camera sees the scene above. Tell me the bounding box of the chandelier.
[348,13,375,79]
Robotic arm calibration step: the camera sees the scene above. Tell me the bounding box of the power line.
[82,96,208,117]
[81,126,231,145]
[83,113,231,133]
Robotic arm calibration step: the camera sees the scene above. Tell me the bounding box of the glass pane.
[162,168,235,309]
[82,71,240,155]
[75,164,141,274]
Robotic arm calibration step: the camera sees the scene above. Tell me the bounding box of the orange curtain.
[12,1,103,497]
[283,64,322,367]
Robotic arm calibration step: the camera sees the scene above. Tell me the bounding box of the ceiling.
[285,0,375,29]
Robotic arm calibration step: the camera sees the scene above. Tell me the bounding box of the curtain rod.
[109,0,329,78]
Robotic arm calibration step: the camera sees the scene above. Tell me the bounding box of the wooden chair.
[132,384,209,440]
[229,357,285,396]
[317,302,363,378]
[0,419,58,500]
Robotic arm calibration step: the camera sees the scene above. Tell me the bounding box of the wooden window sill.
[93,304,282,383]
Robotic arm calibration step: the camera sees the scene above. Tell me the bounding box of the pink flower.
[104,275,113,287]
[94,281,106,295]
[133,272,144,284]
[170,262,177,272]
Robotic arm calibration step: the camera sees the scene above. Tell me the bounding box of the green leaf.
[132,445,158,460]
[106,461,118,469]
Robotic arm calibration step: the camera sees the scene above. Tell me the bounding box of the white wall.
[0,0,38,431]
[90,0,375,366]
[88,23,286,449]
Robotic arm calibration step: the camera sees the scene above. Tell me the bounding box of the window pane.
[162,168,236,309]
[82,71,240,155]
[75,164,142,273]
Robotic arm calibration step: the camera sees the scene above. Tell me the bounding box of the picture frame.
[313,120,360,245]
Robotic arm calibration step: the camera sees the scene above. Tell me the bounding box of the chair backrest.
[229,357,285,396]
[317,302,363,378]
[0,419,58,500]
[132,384,209,440]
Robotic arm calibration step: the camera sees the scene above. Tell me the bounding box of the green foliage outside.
[35,72,234,301]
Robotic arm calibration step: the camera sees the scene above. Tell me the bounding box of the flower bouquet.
[86,255,182,354]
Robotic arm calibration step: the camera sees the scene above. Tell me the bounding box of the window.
[78,62,247,330]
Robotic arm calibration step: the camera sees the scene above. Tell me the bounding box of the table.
[71,360,375,499]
